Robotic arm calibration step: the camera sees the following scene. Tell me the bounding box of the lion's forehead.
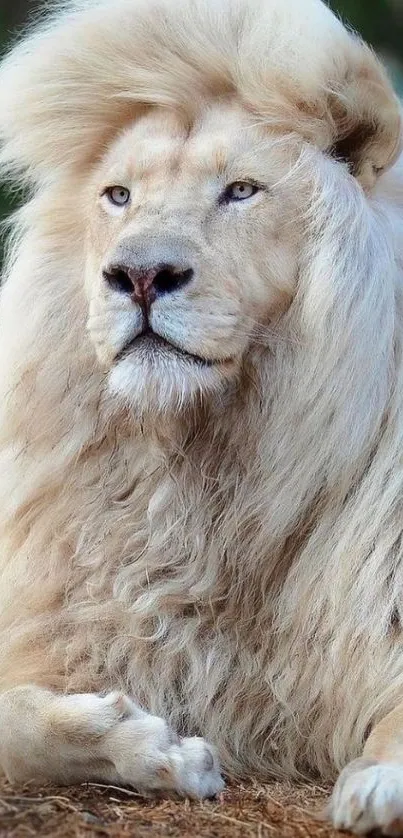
[100,101,270,191]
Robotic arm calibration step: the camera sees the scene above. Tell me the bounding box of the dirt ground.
[0,777,346,838]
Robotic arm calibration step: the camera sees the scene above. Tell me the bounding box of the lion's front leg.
[0,685,224,798]
[329,702,403,835]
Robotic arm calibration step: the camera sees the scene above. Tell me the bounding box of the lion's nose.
[103,263,194,309]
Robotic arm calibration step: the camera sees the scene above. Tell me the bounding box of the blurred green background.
[0,0,403,239]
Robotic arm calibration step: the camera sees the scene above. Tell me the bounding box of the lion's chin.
[108,341,235,416]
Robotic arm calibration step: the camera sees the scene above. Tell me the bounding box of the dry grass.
[0,777,346,837]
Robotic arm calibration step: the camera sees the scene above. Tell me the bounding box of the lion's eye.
[104,186,131,207]
[222,181,260,202]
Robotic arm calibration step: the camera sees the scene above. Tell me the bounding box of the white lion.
[0,0,403,832]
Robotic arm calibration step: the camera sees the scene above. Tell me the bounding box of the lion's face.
[86,101,300,413]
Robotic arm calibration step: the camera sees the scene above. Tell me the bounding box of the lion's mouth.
[115,330,219,367]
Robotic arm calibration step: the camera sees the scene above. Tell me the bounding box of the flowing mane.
[0,0,403,789]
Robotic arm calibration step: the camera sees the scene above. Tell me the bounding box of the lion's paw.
[167,736,224,799]
[106,714,224,798]
[330,760,403,835]
[0,686,224,798]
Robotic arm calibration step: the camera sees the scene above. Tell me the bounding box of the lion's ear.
[325,42,402,188]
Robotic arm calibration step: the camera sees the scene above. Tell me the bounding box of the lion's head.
[86,103,299,412]
[0,0,401,428]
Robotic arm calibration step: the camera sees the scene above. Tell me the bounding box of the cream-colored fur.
[1,0,403,830]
